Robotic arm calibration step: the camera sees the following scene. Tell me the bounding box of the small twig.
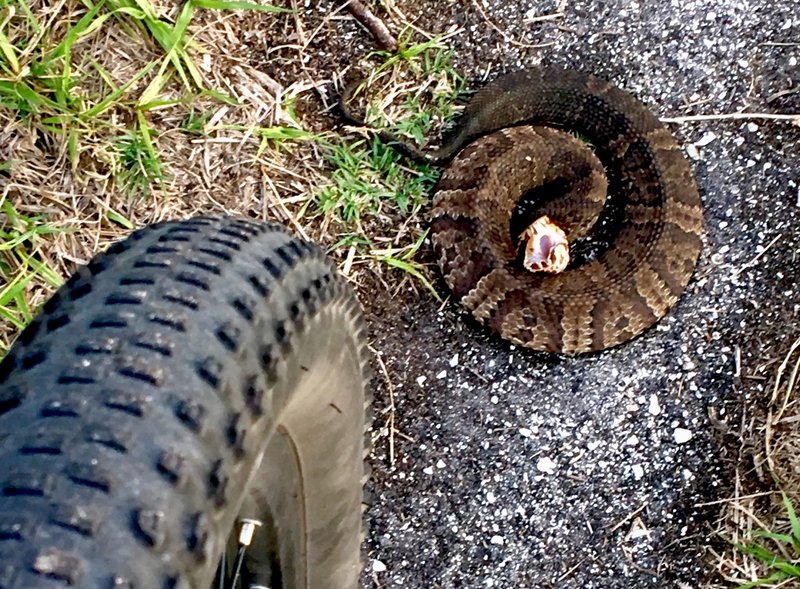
[693,490,778,507]
[556,558,586,582]
[767,87,798,103]
[259,176,310,241]
[342,245,357,277]
[608,503,647,533]
[290,0,307,46]
[764,337,800,472]
[735,345,742,379]
[770,336,800,406]
[524,12,565,24]
[661,112,800,124]
[370,345,397,466]
[733,234,781,277]
[342,0,397,51]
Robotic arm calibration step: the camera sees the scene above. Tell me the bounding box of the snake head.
[521,216,570,273]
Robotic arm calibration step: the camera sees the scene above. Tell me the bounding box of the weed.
[316,138,435,222]
[114,113,164,195]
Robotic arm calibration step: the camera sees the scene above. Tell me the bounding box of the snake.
[340,66,703,355]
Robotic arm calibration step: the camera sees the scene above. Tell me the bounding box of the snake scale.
[342,67,703,355]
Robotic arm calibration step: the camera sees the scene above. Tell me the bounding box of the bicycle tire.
[0,216,370,588]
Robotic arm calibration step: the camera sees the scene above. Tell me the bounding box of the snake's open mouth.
[521,215,570,273]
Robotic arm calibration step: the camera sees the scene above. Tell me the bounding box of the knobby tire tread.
[0,216,370,588]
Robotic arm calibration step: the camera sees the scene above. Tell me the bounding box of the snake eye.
[521,216,570,273]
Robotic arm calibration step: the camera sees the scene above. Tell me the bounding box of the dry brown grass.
[708,337,800,588]
[0,0,462,352]
[1,1,311,350]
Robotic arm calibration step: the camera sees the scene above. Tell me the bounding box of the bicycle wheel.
[0,216,370,588]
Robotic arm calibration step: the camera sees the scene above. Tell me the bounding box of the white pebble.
[519,427,532,438]
[372,559,387,573]
[436,459,446,469]
[423,466,434,475]
[694,131,717,147]
[416,375,426,386]
[490,535,504,545]
[626,435,639,446]
[449,354,459,367]
[632,464,644,480]
[673,428,693,444]
[648,394,661,416]
[436,370,447,379]
[536,456,557,474]
[487,491,497,504]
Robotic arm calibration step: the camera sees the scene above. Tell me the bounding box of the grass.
[370,229,440,299]
[0,2,463,353]
[312,35,465,292]
[0,200,64,356]
[731,493,800,588]
[0,0,287,353]
[0,0,286,188]
[713,339,800,589]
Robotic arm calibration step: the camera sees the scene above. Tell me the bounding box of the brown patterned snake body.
[341,67,703,354]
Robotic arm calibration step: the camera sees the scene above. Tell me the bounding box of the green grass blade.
[46,0,108,64]
[736,542,781,565]
[773,561,800,576]
[83,60,157,118]
[16,1,42,34]
[0,274,37,330]
[192,0,291,11]
[0,273,36,309]
[0,26,20,75]
[752,530,796,545]
[107,209,134,229]
[783,493,800,542]
[0,79,64,112]
[135,110,162,186]
[735,571,789,589]
[379,255,441,301]
[25,257,63,288]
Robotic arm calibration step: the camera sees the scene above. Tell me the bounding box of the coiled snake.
[342,67,703,354]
